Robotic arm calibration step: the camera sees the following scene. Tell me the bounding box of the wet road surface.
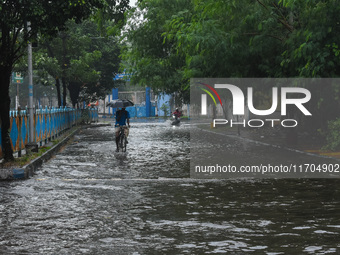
[1,121,340,254]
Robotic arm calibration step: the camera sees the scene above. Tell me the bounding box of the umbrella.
[106,99,134,108]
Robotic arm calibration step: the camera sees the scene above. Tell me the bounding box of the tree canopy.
[33,1,130,107]
[121,0,340,90]
[120,0,191,103]
[0,0,104,161]
[120,0,340,129]
[35,19,123,108]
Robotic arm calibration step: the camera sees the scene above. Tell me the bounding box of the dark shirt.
[115,110,130,126]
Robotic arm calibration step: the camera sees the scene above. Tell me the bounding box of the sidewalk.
[0,127,80,180]
[0,124,109,180]
[0,119,162,180]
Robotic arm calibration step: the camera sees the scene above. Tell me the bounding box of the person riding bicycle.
[115,107,130,152]
[173,108,181,120]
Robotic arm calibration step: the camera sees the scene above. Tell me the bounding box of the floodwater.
[1,121,340,254]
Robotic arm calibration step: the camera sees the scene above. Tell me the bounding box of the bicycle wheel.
[119,133,127,152]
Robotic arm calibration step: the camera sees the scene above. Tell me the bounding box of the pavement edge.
[22,128,81,179]
[0,127,80,181]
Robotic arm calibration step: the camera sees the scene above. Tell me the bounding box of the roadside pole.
[27,22,34,143]
[16,81,19,110]
[26,22,38,153]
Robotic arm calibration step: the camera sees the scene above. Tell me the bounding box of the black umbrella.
[106,99,134,108]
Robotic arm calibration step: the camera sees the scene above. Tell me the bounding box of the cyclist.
[115,107,130,152]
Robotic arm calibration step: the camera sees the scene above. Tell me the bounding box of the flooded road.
[1,122,340,254]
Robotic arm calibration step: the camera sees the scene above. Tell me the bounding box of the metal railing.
[0,107,98,159]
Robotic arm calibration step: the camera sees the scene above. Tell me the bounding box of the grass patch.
[0,146,52,168]
[0,126,81,169]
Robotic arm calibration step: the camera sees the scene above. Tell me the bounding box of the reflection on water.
[0,122,339,254]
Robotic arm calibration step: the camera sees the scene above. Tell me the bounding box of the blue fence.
[0,107,98,159]
[126,105,156,118]
[107,87,157,118]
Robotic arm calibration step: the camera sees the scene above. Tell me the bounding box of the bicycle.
[117,125,128,152]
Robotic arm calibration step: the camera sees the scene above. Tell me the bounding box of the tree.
[0,0,104,161]
[164,0,340,138]
[34,0,130,108]
[37,16,125,108]
[74,19,124,105]
[38,20,101,108]
[67,50,102,107]
[120,0,191,104]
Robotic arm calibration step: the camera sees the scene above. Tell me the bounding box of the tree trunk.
[68,81,82,108]
[0,65,15,161]
[56,77,62,107]
[61,77,67,107]
[46,43,62,108]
